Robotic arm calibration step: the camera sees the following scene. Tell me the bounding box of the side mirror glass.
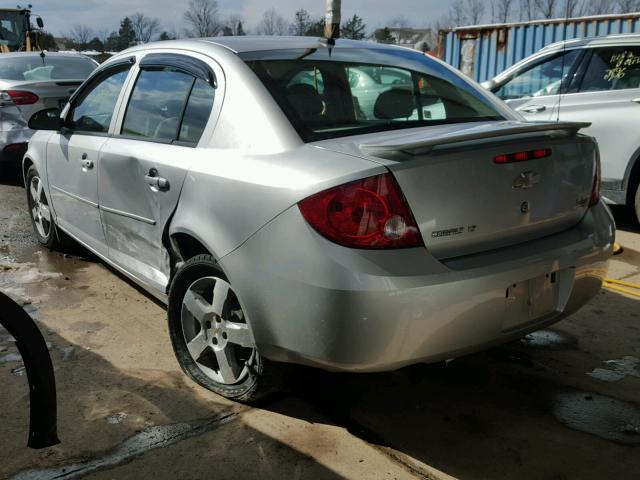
[36,17,44,28]
[29,108,62,131]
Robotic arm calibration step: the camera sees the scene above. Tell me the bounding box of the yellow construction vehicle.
[0,6,44,53]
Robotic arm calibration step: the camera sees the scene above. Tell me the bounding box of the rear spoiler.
[360,121,591,156]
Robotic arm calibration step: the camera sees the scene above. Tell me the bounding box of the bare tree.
[256,8,287,35]
[225,15,246,35]
[617,0,640,12]
[68,24,92,48]
[467,0,486,24]
[563,0,586,17]
[519,0,536,19]
[585,0,617,14]
[184,0,221,37]
[450,0,468,26]
[130,13,160,43]
[534,0,558,18]
[492,0,515,22]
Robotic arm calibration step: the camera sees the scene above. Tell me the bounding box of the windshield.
[0,10,25,50]
[0,56,97,81]
[244,48,503,142]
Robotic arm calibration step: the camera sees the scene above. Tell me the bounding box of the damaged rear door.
[98,54,217,293]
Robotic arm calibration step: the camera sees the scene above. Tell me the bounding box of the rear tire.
[168,254,285,402]
[25,166,67,250]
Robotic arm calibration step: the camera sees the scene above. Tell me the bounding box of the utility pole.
[324,0,341,39]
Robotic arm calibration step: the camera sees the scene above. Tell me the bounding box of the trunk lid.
[0,79,82,120]
[315,121,596,259]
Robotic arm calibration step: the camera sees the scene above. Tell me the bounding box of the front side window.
[579,46,640,93]
[70,67,130,133]
[494,49,582,100]
[245,48,501,142]
[121,68,194,142]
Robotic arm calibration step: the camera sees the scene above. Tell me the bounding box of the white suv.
[484,34,640,221]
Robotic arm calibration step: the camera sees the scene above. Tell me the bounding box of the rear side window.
[178,78,215,144]
[70,67,130,133]
[121,68,193,142]
[579,46,640,92]
[494,49,582,100]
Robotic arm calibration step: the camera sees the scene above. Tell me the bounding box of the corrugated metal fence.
[438,13,640,82]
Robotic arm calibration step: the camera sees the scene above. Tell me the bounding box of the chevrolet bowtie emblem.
[512,171,541,189]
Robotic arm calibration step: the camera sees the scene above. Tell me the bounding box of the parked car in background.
[24,37,613,402]
[0,52,97,167]
[483,34,640,221]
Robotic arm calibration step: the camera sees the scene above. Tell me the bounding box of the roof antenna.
[557,3,570,123]
[323,0,341,56]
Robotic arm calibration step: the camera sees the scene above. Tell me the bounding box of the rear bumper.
[220,201,614,372]
[0,125,32,164]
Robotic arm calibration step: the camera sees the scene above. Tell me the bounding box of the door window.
[69,67,130,133]
[178,78,216,144]
[579,46,640,92]
[121,68,194,142]
[494,49,582,100]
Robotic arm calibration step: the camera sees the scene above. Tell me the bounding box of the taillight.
[589,152,601,207]
[494,148,552,164]
[4,90,39,105]
[298,172,423,249]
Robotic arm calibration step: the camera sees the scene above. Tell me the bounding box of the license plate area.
[503,272,559,331]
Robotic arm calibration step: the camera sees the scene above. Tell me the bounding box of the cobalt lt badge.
[521,201,530,214]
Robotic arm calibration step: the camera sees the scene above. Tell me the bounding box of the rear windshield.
[244,48,503,142]
[0,56,97,81]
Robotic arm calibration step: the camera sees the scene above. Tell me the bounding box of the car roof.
[0,51,94,60]
[541,33,640,52]
[123,36,403,56]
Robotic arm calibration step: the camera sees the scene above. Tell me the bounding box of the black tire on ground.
[634,180,640,224]
[25,165,67,250]
[167,254,285,402]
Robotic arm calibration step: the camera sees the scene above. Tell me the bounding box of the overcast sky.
[36,0,452,37]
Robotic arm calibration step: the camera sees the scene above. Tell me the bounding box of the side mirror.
[36,17,44,29]
[29,108,62,131]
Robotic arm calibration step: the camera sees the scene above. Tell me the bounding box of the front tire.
[634,180,640,224]
[167,254,284,402]
[26,166,64,250]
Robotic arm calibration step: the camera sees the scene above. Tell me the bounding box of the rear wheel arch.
[22,157,34,186]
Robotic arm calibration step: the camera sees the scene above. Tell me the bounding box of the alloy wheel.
[29,176,52,239]
[180,276,256,385]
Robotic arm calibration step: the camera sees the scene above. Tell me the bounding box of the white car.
[484,34,640,221]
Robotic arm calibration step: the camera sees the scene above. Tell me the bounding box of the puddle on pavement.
[587,356,640,382]
[10,412,239,480]
[520,329,573,349]
[552,391,640,445]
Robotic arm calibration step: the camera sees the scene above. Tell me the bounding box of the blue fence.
[439,13,640,82]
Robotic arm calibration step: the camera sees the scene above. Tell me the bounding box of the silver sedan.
[23,37,614,402]
[0,52,97,166]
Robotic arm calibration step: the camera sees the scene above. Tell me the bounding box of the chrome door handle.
[145,169,169,191]
[520,105,547,113]
[632,98,640,104]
